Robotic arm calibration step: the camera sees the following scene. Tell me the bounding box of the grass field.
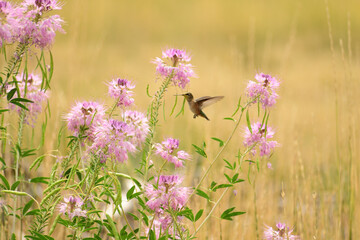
[3,0,359,239]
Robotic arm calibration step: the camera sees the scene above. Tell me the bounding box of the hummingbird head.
[181,93,194,102]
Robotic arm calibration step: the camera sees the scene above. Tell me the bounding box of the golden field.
[14,0,360,239]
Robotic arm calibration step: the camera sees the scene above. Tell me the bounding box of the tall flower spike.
[243,122,278,157]
[263,222,300,239]
[108,78,135,107]
[246,73,280,108]
[152,48,195,89]
[154,137,191,168]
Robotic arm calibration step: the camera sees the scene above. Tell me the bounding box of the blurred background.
[34,0,360,239]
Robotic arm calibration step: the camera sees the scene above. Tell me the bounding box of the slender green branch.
[186,101,252,204]
[191,146,253,237]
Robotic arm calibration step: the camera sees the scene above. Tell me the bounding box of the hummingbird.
[179,93,224,121]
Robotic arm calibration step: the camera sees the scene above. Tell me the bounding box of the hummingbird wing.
[195,96,224,110]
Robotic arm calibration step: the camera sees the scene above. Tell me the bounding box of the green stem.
[191,146,253,237]
[186,101,252,205]
[13,110,26,235]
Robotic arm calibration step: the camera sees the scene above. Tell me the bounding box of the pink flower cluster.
[152,48,195,89]
[145,175,189,214]
[66,101,106,139]
[246,73,280,108]
[58,196,87,220]
[154,138,190,168]
[264,222,300,239]
[145,175,189,237]
[8,73,48,125]
[243,122,278,157]
[108,78,135,107]
[89,113,149,163]
[0,0,64,48]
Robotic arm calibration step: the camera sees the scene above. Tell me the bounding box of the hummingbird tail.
[199,111,210,121]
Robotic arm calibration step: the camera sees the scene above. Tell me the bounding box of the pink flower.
[243,122,278,157]
[65,101,106,139]
[145,175,190,214]
[264,222,300,239]
[152,48,195,89]
[108,78,135,107]
[246,73,280,108]
[154,138,190,168]
[0,1,15,47]
[123,110,149,146]
[7,73,48,125]
[1,0,64,48]
[89,119,137,163]
[58,196,87,220]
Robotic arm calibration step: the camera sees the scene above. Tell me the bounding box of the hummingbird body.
[180,93,224,121]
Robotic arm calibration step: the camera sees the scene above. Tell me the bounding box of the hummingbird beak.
[174,94,185,96]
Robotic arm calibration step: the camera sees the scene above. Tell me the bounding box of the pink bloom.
[243,122,278,157]
[145,175,190,214]
[264,222,300,239]
[65,101,106,139]
[58,196,87,220]
[0,1,15,46]
[246,73,280,108]
[2,0,64,48]
[8,73,48,126]
[123,110,149,146]
[154,138,190,168]
[146,215,184,239]
[152,48,195,89]
[89,119,137,163]
[108,78,135,107]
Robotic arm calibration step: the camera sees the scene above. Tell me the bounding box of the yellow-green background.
[39,0,360,239]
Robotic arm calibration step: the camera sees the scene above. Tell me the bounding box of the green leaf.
[192,144,207,158]
[9,101,28,111]
[195,209,204,221]
[30,177,49,184]
[126,186,135,200]
[223,117,235,121]
[195,189,210,201]
[0,174,10,189]
[221,207,246,221]
[224,173,232,183]
[210,181,217,190]
[23,199,34,215]
[213,184,233,191]
[10,97,34,103]
[149,229,156,240]
[246,110,252,134]
[11,181,20,190]
[231,96,242,117]
[170,94,178,116]
[175,97,186,118]
[211,137,224,147]
[0,109,9,113]
[105,214,120,240]
[179,208,194,221]
[223,159,234,170]
[7,88,16,101]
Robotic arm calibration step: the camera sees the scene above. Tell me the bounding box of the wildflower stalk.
[253,178,259,240]
[1,43,28,94]
[143,75,173,180]
[191,146,254,237]
[187,100,252,204]
[12,110,26,235]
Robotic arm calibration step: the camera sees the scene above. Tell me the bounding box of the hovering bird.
[179,93,224,121]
